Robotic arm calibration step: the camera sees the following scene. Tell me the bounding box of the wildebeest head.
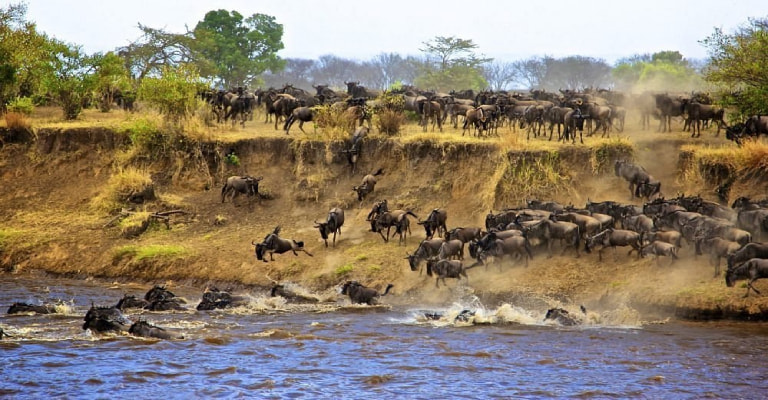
[314,221,331,246]
[253,242,268,262]
[725,266,738,288]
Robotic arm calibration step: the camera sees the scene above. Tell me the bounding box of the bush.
[7,97,34,115]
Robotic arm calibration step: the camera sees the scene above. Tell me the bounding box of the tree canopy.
[415,36,490,91]
[702,17,768,117]
[193,10,284,88]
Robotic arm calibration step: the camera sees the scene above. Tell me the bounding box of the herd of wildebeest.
[6,154,768,337]
[4,82,768,339]
[198,82,768,145]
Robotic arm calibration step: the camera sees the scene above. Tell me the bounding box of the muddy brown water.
[2,272,768,398]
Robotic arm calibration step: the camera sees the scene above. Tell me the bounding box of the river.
[2,272,768,399]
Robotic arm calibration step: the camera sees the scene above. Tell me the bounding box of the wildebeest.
[82,305,132,333]
[405,238,445,274]
[143,285,186,311]
[284,106,315,134]
[726,242,768,271]
[254,226,313,263]
[115,295,149,311]
[474,233,534,269]
[418,208,448,239]
[314,207,345,247]
[129,320,184,340]
[640,240,679,266]
[654,93,685,133]
[523,217,580,257]
[437,239,465,260]
[695,236,742,277]
[584,228,642,262]
[7,302,57,314]
[614,160,657,199]
[340,281,393,305]
[353,168,384,206]
[196,287,249,310]
[725,258,768,297]
[682,99,725,138]
[221,175,263,207]
[343,126,368,174]
[0,327,11,339]
[425,258,481,288]
[544,306,587,326]
[445,227,483,255]
[374,209,419,245]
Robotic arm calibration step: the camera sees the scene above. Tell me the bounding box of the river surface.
[2,273,768,399]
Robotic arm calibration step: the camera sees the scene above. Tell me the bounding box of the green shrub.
[7,96,34,115]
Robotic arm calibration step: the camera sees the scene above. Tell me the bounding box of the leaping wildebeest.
[221,175,263,207]
[314,207,345,247]
[614,160,659,199]
[254,226,313,263]
[353,168,384,206]
[341,281,393,305]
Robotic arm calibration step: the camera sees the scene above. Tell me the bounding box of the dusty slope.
[1,115,767,320]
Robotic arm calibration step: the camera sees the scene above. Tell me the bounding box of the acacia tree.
[117,24,198,82]
[43,42,97,120]
[416,36,490,91]
[91,52,131,111]
[702,17,768,117]
[193,10,284,88]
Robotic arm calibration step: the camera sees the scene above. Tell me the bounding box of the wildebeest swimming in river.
[82,305,132,333]
[340,281,393,305]
[544,306,587,326]
[129,320,184,340]
[196,287,249,310]
[254,226,313,263]
[7,302,57,315]
[0,327,11,339]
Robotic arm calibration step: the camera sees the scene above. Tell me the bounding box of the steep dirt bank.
[1,126,767,321]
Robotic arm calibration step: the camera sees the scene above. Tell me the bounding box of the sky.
[19,0,768,64]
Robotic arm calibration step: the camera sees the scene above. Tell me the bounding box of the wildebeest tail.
[372,167,384,176]
[405,210,419,220]
[381,283,394,296]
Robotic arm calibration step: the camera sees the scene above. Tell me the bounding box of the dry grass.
[679,140,768,200]
[90,167,154,213]
[4,112,31,131]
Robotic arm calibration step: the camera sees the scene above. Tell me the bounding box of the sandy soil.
[1,108,767,320]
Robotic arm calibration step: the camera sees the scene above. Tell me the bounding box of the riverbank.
[2,113,767,320]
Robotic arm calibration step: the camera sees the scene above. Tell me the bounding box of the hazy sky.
[22,0,768,63]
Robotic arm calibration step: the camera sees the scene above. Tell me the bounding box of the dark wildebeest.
[343,126,368,174]
[223,88,255,127]
[654,93,685,133]
[82,305,132,333]
[614,160,657,199]
[340,281,393,305]
[726,242,768,271]
[726,258,768,297]
[374,209,419,245]
[418,208,448,240]
[437,239,465,260]
[129,320,183,340]
[425,258,481,288]
[544,306,587,326]
[143,285,186,308]
[473,232,533,269]
[584,229,643,262]
[7,302,57,314]
[353,168,384,206]
[445,227,483,256]
[221,175,263,207]
[561,108,586,144]
[695,236,742,277]
[284,106,315,134]
[462,107,486,136]
[270,283,320,303]
[115,295,149,311]
[314,207,345,247]
[640,241,679,266]
[405,238,445,274]
[254,226,313,263]
[196,286,249,310]
[0,327,11,339]
[682,99,725,138]
[523,217,580,257]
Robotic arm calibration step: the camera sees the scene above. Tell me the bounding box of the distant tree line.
[1,3,765,122]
